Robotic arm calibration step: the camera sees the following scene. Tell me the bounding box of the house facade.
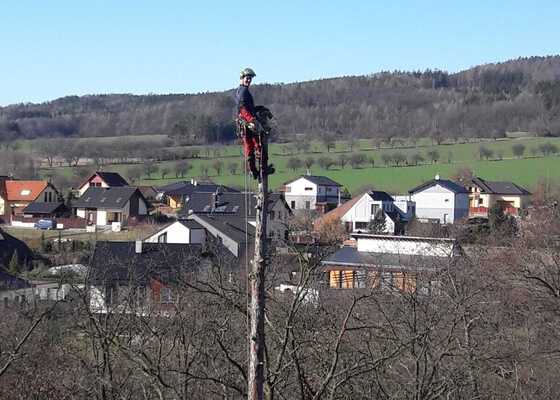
[408,176,469,224]
[73,187,148,226]
[77,171,129,196]
[322,234,461,293]
[0,180,61,223]
[282,175,343,213]
[338,191,414,234]
[467,177,531,217]
[88,241,204,314]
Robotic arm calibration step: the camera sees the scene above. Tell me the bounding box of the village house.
[88,241,205,314]
[408,175,469,224]
[0,179,62,224]
[316,191,416,235]
[189,213,255,261]
[144,219,206,244]
[182,191,291,240]
[77,171,129,196]
[73,187,149,226]
[467,176,531,217]
[282,174,346,214]
[156,180,238,210]
[322,233,462,293]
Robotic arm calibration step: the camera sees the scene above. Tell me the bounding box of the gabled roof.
[73,187,145,209]
[5,180,49,201]
[79,172,129,189]
[471,177,531,195]
[23,202,66,215]
[314,194,363,230]
[184,192,289,217]
[159,181,239,197]
[368,191,394,202]
[178,220,204,229]
[408,179,468,194]
[286,175,342,187]
[89,241,203,285]
[190,214,255,245]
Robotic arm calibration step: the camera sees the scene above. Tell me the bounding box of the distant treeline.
[1,55,560,144]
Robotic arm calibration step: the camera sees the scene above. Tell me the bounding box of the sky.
[1,0,559,106]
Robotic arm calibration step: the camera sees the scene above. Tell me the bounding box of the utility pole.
[248,130,269,400]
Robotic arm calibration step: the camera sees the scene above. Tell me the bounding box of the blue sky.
[1,0,559,105]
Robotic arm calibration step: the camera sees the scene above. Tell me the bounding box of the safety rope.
[240,122,251,371]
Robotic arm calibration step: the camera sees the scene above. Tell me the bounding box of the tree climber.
[235,67,275,180]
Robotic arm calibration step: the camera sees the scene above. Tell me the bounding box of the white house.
[408,176,469,224]
[144,220,206,244]
[315,191,416,235]
[73,187,149,226]
[282,175,343,213]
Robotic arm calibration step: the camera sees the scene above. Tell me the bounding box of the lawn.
[38,136,560,195]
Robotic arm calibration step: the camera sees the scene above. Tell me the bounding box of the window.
[478,198,483,205]
[444,198,450,202]
[3,297,8,308]
[269,211,275,220]
[371,204,380,215]
[304,187,313,191]
[290,201,296,209]
[158,232,167,243]
[305,201,310,210]
[329,270,368,289]
[355,222,368,230]
[160,287,172,303]
[44,192,48,202]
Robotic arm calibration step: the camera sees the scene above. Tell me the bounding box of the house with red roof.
[0,179,61,223]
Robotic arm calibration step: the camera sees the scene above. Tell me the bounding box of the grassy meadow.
[34,135,560,195]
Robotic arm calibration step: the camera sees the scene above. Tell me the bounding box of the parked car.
[35,219,54,230]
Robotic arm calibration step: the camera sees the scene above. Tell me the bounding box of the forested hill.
[1,55,560,144]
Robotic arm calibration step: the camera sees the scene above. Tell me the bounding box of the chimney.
[135,240,143,254]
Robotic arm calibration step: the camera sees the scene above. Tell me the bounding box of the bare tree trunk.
[248,132,269,400]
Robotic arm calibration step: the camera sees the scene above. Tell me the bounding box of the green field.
[37,136,560,195]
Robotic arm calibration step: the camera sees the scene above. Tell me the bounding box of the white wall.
[77,209,86,218]
[410,184,456,223]
[145,222,206,244]
[356,236,456,257]
[341,194,395,234]
[96,210,107,226]
[0,196,5,214]
[284,177,317,210]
